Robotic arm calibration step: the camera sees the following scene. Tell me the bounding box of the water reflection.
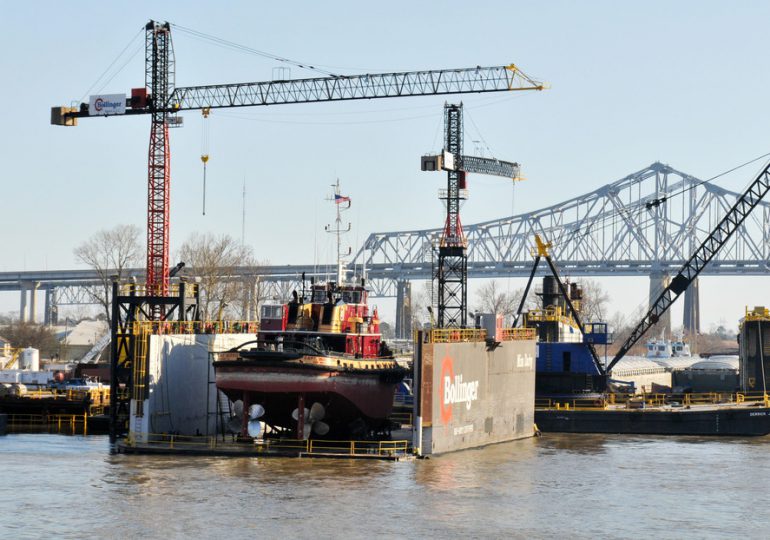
[3,433,770,539]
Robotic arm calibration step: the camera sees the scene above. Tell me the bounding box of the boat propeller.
[227,399,266,438]
[291,402,330,438]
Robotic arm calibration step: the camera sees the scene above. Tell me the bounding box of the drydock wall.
[130,334,251,442]
[417,338,536,455]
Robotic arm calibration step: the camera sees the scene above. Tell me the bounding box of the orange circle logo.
[440,355,454,424]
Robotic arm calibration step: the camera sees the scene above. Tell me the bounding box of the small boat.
[646,338,692,359]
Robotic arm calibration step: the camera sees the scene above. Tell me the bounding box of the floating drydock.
[413,328,537,455]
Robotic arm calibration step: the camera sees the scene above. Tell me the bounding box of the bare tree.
[74,224,143,325]
[1,321,60,357]
[474,280,519,317]
[473,280,538,326]
[578,278,610,322]
[178,232,256,321]
[410,281,434,330]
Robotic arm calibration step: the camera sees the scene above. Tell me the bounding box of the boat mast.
[325,179,351,284]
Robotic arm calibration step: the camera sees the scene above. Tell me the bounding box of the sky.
[2,1,770,332]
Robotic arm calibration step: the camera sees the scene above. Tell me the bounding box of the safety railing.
[736,393,770,406]
[500,328,537,341]
[5,413,89,434]
[427,328,487,343]
[119,283,195,297]
[535,397,608,411]
[743,306,770,322]
[12,388,56,399]
[133,433,411,457]
[306,439,409,456]
[65,388,110,403]
[130,320,259,336]
[1,387,109,403]
[537,392,770,411]
[524,307,575,326]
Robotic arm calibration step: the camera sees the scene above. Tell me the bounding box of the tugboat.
[213,182,407,440]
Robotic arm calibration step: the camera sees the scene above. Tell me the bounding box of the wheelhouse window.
[312,289,327,303]
[341,290,362,304]
[261,305,284,319]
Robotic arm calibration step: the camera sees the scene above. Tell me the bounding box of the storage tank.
[19,348,39,371]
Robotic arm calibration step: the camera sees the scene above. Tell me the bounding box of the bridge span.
[2,163,768,337]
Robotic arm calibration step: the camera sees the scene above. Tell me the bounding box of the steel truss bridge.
[3,162,769,333]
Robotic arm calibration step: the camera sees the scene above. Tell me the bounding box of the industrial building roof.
[606,356,668,376]
[689,356,739,371]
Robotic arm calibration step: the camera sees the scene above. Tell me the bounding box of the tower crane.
[420,102,536,327]
[52,20,547,311]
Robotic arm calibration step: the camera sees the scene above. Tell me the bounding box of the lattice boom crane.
[606,159,770,372]
[52,20,546,310]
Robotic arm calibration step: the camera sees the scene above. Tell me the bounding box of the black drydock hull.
[535,406,770,436]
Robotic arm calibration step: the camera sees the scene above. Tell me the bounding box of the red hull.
[214,360,403,435]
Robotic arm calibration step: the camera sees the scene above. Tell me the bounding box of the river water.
[1,433,768,539]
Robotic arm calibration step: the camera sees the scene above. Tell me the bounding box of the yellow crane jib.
[504,64,549,91]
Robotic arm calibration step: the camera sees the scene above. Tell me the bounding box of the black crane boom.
[606,160,770,372]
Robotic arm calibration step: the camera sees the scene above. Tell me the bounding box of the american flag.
[334,193,351,204]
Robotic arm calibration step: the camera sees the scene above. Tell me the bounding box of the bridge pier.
[683,277,700,336]
[18,281,40,323]
[29,281,39,323]
[44,287,59,326]
[19,282,28,323]
[648,272,671,337]
[395,280,412,339]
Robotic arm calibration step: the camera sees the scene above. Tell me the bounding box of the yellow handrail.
[130,320,259,335]
[500,328,536,341]
[428,328,487,343]
[135,433,411,456]
[537,391,770,411]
